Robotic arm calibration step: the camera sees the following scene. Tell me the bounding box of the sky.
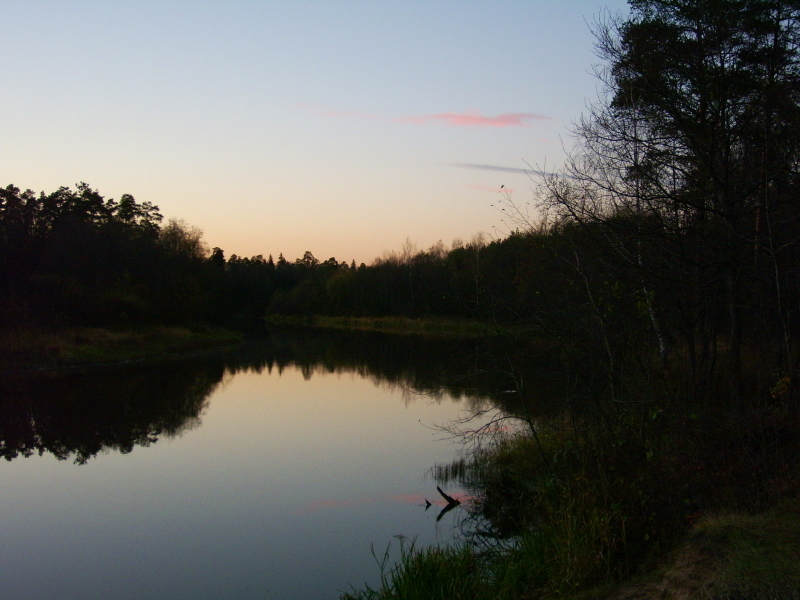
[1,0,630,264]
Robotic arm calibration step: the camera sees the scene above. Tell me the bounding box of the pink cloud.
[299,104,550,128]
[398,111,550,128]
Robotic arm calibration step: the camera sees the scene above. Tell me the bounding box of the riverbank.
[264,315,512,338]
[0,325,243,373]
[341,500,800,600]
[342,387,800,600]
[343,486,800,600]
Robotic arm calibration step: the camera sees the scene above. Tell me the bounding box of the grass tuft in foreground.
[341,539,483,600]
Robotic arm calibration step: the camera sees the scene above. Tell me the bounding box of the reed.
[340,538,486,600]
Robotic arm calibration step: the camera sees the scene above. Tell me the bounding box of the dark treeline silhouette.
[0,180,551,330]
[0,360,219,464]
[0,182,208,328]
[264,234,541,321]
[0,327,562,464]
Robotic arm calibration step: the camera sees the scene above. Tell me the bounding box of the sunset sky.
[2,1,629,264]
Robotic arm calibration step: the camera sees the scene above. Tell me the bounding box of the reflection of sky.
[0,366,489,600]
[1,1,629,264]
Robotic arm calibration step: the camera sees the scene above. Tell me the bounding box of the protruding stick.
[436,486,460,505]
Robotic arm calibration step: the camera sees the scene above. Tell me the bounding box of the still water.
[0,328,546,600]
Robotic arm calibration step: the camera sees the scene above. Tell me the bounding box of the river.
[0,327,563,599]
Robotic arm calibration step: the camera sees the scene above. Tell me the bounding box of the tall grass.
[341,539,485,600]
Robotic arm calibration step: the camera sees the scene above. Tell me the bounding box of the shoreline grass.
[341,494,800,600]
[0,325,242,373]
[264,314,516,338]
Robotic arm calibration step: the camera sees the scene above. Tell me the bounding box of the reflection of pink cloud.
[292,498,375,515]
[449,492,473,504]
[393,492,475,507]
[398,111,550,127]
[292,492,472,514]
[388,493,427,505]
[424,493,475,507]
[388,493,454,507]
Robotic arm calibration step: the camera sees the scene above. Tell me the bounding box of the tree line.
[1,182,207,328]
[542,0,800,404]
[0,180,553,330]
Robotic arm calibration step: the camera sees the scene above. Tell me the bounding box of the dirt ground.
[602,502,800,600]
[607,536,721,600]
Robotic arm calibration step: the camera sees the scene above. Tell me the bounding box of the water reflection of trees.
[0,361,223,464]
[0,326,564,463]
[228,326,566,419]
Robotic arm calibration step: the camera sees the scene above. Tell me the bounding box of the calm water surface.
[0,329,542,600]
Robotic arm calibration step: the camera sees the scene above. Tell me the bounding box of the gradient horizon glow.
[1,1,629,264]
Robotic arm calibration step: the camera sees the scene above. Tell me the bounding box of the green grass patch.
[699,501,800,599]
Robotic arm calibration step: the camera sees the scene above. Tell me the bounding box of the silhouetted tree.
[540,0,800,401]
